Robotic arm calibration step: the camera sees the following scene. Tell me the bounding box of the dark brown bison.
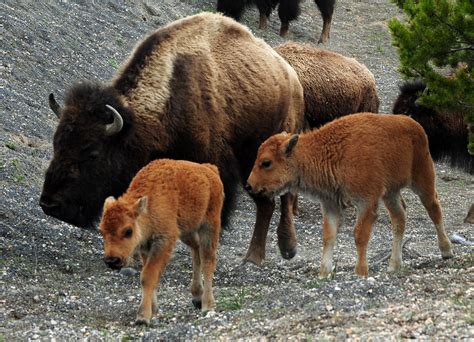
[274,42,379,127]
[216,0,336,44]
[393,80,473,174]
[40,12,305,266]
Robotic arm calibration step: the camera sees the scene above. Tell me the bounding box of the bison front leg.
[277,193,298,260]
[136,239,175,326]
[244,196,276,266]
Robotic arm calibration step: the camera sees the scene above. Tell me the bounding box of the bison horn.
[48,93,62,119]
[105,105,124,136]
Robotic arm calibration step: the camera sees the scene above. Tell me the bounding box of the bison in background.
[392,80,473,174]
[246,113,453,277]
[41,12,305,267]
[100,159,224,325]
[216,0,336,44]
[274,42,379,127]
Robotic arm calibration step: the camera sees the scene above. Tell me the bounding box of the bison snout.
[104,256,123,270]
[244,183,253,193]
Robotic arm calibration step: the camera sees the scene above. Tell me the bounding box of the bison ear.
[135,196,148,216]
[284,134,299,156]
[49,93,62,119]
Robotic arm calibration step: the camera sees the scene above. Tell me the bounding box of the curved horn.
[48,93,62,119]
[105,104,124,136]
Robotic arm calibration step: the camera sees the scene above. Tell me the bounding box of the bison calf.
[247,113,453,276]
[99,159,224,325]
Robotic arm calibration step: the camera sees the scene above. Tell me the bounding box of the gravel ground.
[1,0,473,340]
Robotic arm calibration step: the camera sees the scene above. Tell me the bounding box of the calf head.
[99,196,148,269]
[246,133,299,198]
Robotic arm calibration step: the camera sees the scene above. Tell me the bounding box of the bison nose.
[39,195,61,215]
[244,183,252,193]
[104,256,122,269]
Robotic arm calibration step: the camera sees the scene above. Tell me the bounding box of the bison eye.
[261,160,272,169]
[123,228,133,238]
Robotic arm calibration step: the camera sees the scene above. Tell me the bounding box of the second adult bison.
[275,42,379,127]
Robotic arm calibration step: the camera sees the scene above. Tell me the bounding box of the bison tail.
[278,0,302,23]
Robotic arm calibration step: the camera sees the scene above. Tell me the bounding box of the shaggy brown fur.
[100,159,224,325]
[275,42,379,127]
[247,113,453,276]
[392,80,472,174]
[41,13,305,267]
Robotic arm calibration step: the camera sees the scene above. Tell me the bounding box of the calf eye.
[123,228,133,238]
[261,160,272,169]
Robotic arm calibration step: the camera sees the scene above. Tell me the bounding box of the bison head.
[246,132,299,198]
[40,82,142,229]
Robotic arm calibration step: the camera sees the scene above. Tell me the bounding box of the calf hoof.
[135,317,150,326]
[355,265,369,277]
[442,251,454,259]
[192,299,202,310]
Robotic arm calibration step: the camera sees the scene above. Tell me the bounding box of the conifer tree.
[389,0,474,154]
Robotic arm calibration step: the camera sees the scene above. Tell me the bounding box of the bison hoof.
[280,247,297,260]
[192,299,202,309]
[242,253,264,267]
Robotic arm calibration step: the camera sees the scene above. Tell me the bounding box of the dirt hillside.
[1,0,472,340]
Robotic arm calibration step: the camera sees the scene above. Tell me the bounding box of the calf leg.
[353,201,378,276]
[277,193,298,260]
[417,189,453,259]
[383,192,407,272]
[314,0,335,44]
[199,221,220,311]
[244,196,275,266]
[412,159,453,258]
[319,200,343,277]
[181,233,203,309]
[136,238,176,325]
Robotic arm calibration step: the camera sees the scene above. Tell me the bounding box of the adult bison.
[392,80,473,174]
[216,0,336,44]
[40,12,305,266]
[274,42,379,127]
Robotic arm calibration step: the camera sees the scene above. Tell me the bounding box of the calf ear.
[104,196,116,208]
[135,196,148,216]
[284,134,299,156]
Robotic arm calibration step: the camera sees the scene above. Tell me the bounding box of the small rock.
[119,267,138,276]
[33,295,40,303]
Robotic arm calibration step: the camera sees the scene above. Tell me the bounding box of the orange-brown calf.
[247,113,453,277]
[99,159,224,325]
